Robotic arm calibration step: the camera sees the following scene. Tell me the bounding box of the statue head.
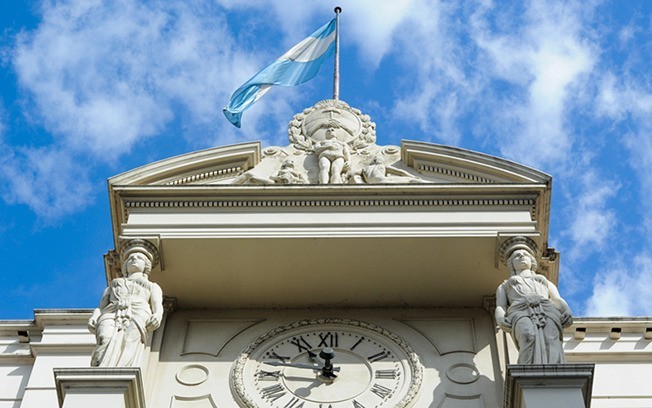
[507,249,538,275]
[119,239,159,276]
[499,236,538,274]
[122,251,152,276]
[323,118,349,140]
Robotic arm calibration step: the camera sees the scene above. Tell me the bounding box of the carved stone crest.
[288,99,376,153]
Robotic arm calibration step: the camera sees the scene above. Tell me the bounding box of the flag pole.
[333,6,342,100]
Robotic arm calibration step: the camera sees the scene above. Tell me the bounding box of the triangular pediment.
[109,142,261,186]
[401,140,550,184]
[109,100,549,188]
[109,140,549,188]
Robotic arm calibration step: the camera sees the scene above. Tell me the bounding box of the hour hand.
[263,361,341,372]
[307,349,319,360]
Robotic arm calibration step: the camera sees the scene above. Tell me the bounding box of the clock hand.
[263,361,341,372]
[319,347,337,379]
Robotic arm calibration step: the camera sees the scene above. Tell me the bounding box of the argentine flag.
[223,18,337,128]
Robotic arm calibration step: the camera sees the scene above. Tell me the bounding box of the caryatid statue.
[88,239,164,367]
[495,236,573,364]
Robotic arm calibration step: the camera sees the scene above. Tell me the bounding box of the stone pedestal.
[504,364,594,408]
[54,368,146,408]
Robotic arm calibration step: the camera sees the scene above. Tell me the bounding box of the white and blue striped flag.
[223,18,337,128]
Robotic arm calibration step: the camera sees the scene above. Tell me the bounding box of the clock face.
[231,318,423,408]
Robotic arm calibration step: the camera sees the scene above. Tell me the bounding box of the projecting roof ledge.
[109,142,261,187]
[401,140,552,185]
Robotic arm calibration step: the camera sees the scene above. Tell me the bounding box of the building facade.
[1,100,651,407]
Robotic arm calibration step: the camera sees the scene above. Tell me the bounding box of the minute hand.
[263,361,341,372]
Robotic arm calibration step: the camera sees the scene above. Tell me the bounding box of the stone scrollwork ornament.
[88,239,164,367]
[495,236,573,365]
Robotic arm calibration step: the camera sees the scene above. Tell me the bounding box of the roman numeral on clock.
[375,369,399,379]
[270,351,290,362]
[370,383,392,399]
[290,336,313,352]
[352,400,365,408]
[318,332,338,347]
[255,370,281,380]
[350,337,365,350]
[367,350,391,362]
[284,397,305,408]
[261,384,286,402]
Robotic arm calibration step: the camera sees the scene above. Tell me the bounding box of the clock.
[231,318,423,407]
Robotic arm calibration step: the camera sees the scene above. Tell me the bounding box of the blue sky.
[1,0,651,319]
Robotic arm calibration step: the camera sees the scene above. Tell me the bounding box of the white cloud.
[586,254,652,316]
[596,70,652,235]
[6,0,446,218]
[0,146,93,219]
[386,0,598,160]
[471,1,595,167]
[7,0,301,218]
[562,170,618,260]
[390,1,470,145]
[217,0,415,68]
[338,0,417,67]
[597,74,652,120]
[12,1,260,158]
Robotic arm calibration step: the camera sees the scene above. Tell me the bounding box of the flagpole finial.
[334,6,342,13]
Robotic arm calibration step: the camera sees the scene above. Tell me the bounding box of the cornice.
[111,184,545,242]
[112,184,546,210]
[566,318,652,333]
[34,309,94,328]
[163,165,242,185]
[402,140,552,184]
[109,142,260,186]
[417,163,496,183]
[30,343,96,355]
[124,197,536,210]
[112,182,547,196]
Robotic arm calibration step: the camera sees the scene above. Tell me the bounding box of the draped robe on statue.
[504,274,566,364]
[91,276,155,367]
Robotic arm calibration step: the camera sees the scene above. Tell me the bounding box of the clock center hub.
[283,350,372,403]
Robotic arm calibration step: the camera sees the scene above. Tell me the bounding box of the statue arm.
[386,166,415,178]
[88,287,110,333]
[343,143,351,163]
[548,281,573,327]
[313,141,327,155]
[146,283,164,332]
[495,284,512,332]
